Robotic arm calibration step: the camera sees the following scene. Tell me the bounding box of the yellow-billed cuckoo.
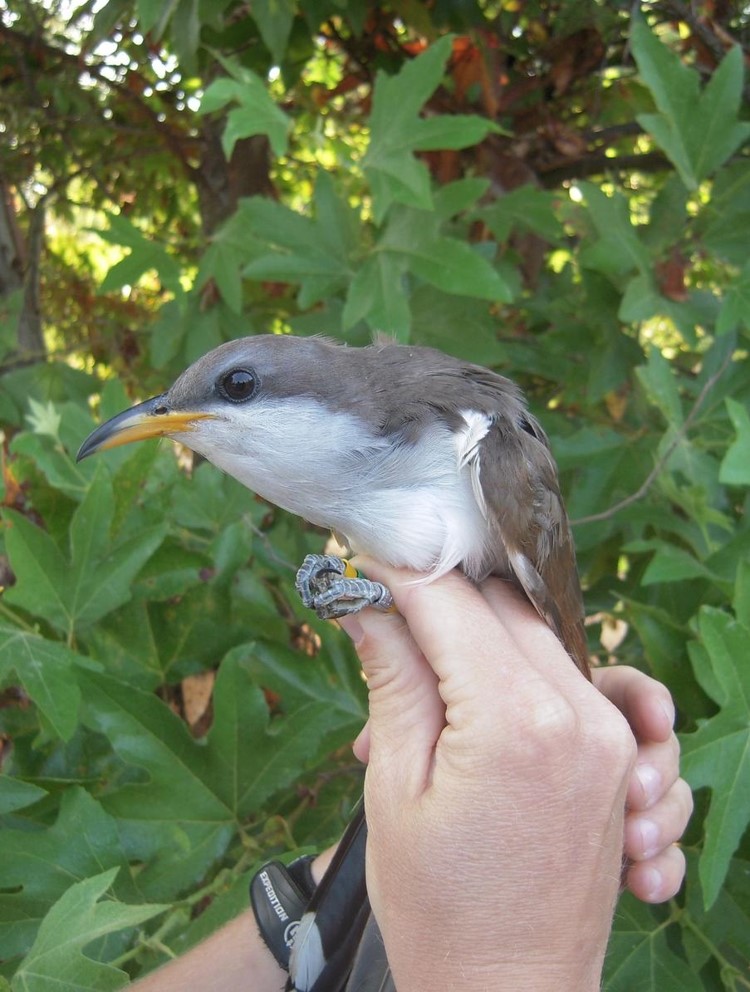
[78,334,589,992]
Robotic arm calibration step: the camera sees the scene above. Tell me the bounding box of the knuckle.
[592,707,637,770]
[523,692,581,749]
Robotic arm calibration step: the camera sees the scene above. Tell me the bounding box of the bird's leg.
[295,554,394,620]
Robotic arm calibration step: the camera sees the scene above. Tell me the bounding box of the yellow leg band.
[341,557,397,613]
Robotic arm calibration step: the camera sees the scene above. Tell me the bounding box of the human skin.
[340,564,686,992]
[132,567,691,991]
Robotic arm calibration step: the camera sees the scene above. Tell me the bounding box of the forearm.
[130,910,286,992]
[131,848,336,991]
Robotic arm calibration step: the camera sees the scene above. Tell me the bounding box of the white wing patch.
[456,410,492,519]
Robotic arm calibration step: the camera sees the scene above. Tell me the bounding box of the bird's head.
[78,339,260,463]
[76,335,382,526]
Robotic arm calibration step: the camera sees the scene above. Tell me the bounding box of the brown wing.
[476,415,590,679]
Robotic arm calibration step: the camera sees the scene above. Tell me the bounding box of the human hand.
[593,666,691,902]
[341,564,637,992]
[351,642,690,909]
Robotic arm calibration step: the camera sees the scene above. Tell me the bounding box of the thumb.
[338,570,444,798]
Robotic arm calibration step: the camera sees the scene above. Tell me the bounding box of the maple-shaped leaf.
[632,16,750,190]
[681,607,750,908]
[604,895,702,991]
[364,36,498,222]
[10,868,165,992]
[2,465,166,639]
[237,173,360,309]
[77,653,339,898]
[0,789,137,961]
[199,54,290,158]
[98,214,183,296]
[343,194,511,337]
[0,623,82,739]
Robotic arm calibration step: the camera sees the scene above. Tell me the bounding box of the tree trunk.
[195,118,275,236]
[0,177,46,360]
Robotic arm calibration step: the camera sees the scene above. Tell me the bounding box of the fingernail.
[635,764,661,807]
[643,865,663,902]
[338,615,364,645]
[660,697,675,729]
[638,818,660,859]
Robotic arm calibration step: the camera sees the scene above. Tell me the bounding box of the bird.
[77,333,590,991]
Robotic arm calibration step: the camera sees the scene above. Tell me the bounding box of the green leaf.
[11,868,165,992]
[343,202,511,336]
[342,253,410,338]
[25,399,61,441]
[243,639,366,728]
[683,852,750,976]
[98,215,182,296]
[0,624,82,740]
[2,471,167,636]
[733,559,750,630]
[632,17,750,189]
[250,0,296,64]
[411,114,498,151]
[579,183,651,278]
[136,0,179,37]
[635,348,683,428]
[0,776,47,815]
[716,261,750,335]
[2,511,72,633]
[364,36,494,222]
[77,656,340,885]
[378,206,511,301]
[640,542,716,586]
[410,286,501,364]
[11,403,94,502]
[681,608,750,908]
[239,177,358,307]
[604,896,702,991]
[200,59,290,158]
[432,178,489,222]
[0,790,136,960]
[719,397,750,486]
[222,102,289,160]
[171,0,201,68]
[480,186,564,243]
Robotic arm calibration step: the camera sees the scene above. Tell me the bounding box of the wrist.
[391,954,604,992]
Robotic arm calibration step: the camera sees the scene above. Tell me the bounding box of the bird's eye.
[219,368,257,403]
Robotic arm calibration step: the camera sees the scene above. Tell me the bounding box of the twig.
[572,348,733,526]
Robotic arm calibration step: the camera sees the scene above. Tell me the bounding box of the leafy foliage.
[1,0,749,987]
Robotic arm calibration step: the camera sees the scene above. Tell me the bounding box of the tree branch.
[572,348,734,526]
[539,151,672,187]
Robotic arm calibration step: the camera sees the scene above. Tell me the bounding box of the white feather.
[455,409,492,519]
[175,398,492,579]
[288,911,325,991]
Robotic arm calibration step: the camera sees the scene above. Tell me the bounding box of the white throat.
[180,397,493,579]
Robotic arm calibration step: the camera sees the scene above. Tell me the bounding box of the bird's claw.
[295,554,394,620]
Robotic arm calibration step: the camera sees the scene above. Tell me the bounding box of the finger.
[338,591,444,793]
[352,720,370,763]
[624,778,694,861]
[592,666,675,743]
[626,735,681,810]
[479,577,598,701]
[625,845,687,903]
[354,560,526,693]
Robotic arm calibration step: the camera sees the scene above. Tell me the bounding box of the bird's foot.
[295,554,394,620]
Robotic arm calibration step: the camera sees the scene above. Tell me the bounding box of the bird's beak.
[76,394,215,462]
